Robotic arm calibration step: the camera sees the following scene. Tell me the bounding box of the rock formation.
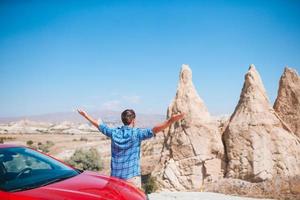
[0,120,51,134]
[274,67,300,138]
[222,65,300,182]
[153,64,224,191]
[0,120,99,135]
[141,134,165,175]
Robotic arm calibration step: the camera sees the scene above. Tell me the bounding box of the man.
[77,108,184,188]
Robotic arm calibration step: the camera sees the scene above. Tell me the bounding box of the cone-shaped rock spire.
[167,64,211,124]
[153,64,224,191]
[223,65,300,182]
[274,67,300,138]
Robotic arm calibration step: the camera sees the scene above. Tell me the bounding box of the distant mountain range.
[0,110,166,128]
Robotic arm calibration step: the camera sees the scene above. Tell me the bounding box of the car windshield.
[0,147,79,192]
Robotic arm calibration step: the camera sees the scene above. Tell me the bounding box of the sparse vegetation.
[26,140,34,146]
[80,137,88,142]
[26,140,54,153]
[205,176,300,200]
[46,140,54,146]
[65,148,102,171]
[142,174,158,194]
[37,140,55,153]
[0,136,16,143]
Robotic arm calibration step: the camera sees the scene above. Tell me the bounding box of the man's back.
[99,124,153,179]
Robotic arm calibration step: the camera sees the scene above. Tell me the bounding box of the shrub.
[142,174,158,194]
[46,140,54,146]
[65,148,102,171]
[26,140,34,146]
[0,136,16,144]
[80,137,88,142]
[35,141,55,153]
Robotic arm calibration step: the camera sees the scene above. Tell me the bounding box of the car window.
[3,153,51,173]
[0,147,79,192]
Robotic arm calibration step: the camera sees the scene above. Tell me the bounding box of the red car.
[0,144,147,200]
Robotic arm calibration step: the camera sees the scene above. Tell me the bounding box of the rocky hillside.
[151,65,300,200]
[0,120,99,135]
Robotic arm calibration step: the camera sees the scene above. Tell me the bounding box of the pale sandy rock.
[212,115,230,134]
[289,175,300,195]
[0,120,53,134]
[61,128,84,135]
[11,120,51,127]
[274,67,300,138]
[50,121,74,130]
[141,134,164,175]
[0,124,10,134]
[4,120,50,134]
[153,64,224,191]
[77,123,98,132]
[222,65,300,182]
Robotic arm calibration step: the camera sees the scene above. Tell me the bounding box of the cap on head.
[121,109,136,125]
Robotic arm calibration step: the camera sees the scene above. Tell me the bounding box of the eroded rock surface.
[222,65,300,182]
[274,67,300,138]
[154,64,224,191]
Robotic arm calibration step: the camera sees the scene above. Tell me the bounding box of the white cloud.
[82,104,97,109]
[99,95,142,111]
[122,95,141,104]
[101,100,122,110]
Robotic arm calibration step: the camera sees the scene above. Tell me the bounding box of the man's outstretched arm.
[77,109,99,128]
[152,113,184,134]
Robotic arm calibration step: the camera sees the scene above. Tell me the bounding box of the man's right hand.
[77,109,99,128]
[169,113,185,123]
[152,112,185,134]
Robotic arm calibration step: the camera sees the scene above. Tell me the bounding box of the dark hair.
[121,109,136,125]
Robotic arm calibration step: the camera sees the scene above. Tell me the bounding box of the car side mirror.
[75,168,84,173]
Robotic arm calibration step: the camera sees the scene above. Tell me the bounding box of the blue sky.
[0,0,299,117]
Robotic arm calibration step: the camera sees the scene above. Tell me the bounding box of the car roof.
[0,144,23,149]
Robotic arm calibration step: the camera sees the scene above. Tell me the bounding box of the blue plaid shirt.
[98,123,154,180]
